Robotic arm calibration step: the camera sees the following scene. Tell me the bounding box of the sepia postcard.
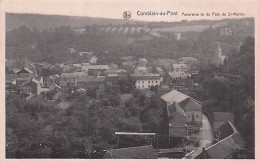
[0,0,259,161]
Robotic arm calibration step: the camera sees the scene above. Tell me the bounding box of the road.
[184,114,214,158]
[198,114,214,148]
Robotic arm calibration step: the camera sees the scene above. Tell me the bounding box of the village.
[5,43,246,158]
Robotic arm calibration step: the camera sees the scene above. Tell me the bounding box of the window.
[148,85,150,88]
[156,81,158,83]
[196,115,199,117]
[138,86,140,89]
[152,81,154,83]
[188,115,190,118]
[142,81,144,83]
[148,81,150,83]
[176,114,179,117]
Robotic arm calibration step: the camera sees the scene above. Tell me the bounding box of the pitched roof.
[60,73,77,79]
[161,90,189,105]
[77,76,105,82]
[179,98,202,111]
[18,67,34,74]
[104,145,157,159]
[197,121,244,159]
[81,65,110,71]
[34,76,43,82]
[18,73,36,78]
[168,102,185,116]
[130,73,160,80]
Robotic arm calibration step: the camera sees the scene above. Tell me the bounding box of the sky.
[3,0,259,22]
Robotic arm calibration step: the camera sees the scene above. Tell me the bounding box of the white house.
[131,73,160,89]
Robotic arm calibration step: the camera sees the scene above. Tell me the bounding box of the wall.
[135,79,160,89]
[185,111,202,124]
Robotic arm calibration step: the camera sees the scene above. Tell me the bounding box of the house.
[17,67,34,74]
[131,73,161,90]
[213,112,234,133]
[106,74,127,86]
[195,121,244,159]
[16,77,32,87]
[77,76,105,91]
[103,145,157,159]
[161,90,202,127]
[21,78,42,95]
[49,83,62,92]
[43,74,59,88]
[104,69,127,75]
[58,73,78,87]
[167,102,187,138]
[25,63,37,74]
[179,98,202,125]
[34,76,44,87]
[81,65,110,76]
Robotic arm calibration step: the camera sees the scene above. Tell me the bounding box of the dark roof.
[197,121,244,159]
[168,102,185,116]
[130,73,160,80]
[179,98,202,112]
[17,68,34,74]
[60,73,77,79]
[78,76,105,82]
[104,145,157,159]
[18,73,36,78]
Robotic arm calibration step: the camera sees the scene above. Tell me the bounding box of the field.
[152,21,228,33]
[75,21,228,37]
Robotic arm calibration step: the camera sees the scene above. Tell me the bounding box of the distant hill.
[6,13,140,31]
[6,13,254,34]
